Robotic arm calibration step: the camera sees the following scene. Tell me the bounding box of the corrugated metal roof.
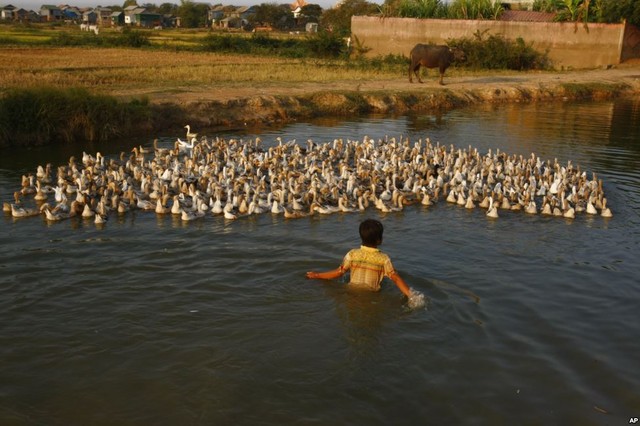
[500,10,556,22]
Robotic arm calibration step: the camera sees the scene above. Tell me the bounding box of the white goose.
[524,200,537,215]
[40,203,74,221]
[176,138,195,153]
[184,125,198,140]
[94,213,107,225]
[81,203,95,218]
[11,204,39,218]
[181,208,204,221]
[600,198,612,218]
[464,194,475,209]
[563,204,575,219]
[421,192,433,206]
[223,209,237,220]
[155,198,170,214]
[171,196,182,215]
[271,199,283,214]
[136,196,155,211]
[486,197,498,218]
[338,196,356,213]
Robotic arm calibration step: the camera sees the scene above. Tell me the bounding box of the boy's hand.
[306,271,317,279]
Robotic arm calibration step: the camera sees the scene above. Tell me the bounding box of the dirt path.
[154,63,640,105]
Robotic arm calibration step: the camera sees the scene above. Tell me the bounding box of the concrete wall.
[622,23,640,62]
[351,16,637,69]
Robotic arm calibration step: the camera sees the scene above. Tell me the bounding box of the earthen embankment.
[148,65,640,133]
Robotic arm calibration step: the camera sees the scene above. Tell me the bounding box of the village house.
[110,10,124,26]
[1,3,15,19]
[291,0,307,20]
[0,2,312,28]
[60,5,81,22]
[94,6,112,26]
[39,4,62,21]
[216,5,257,29]
[208,4,225,26]
[123,5,161,27]
[15,7,37,21]
[82,8,96,24]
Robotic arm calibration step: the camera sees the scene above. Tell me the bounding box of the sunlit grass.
[0,47,405,97]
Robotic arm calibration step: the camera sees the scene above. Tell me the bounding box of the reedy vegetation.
[0,88,149,147]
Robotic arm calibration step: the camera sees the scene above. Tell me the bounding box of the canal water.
[1,98,639,424]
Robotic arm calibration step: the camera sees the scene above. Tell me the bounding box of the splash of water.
[407,289,426,310]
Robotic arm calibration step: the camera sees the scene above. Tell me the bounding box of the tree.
[122,0,138,8]
[533,0,640,26]
[447,0,503,20]
[251,3,293,29]
[532,0,564,13]
[320,0,379,37]
[178,0,209,28]
[390,0,449,19]
[158,2,178,15]
[300,4,323,22]
[598,0,640,26]
[142,3,158,12]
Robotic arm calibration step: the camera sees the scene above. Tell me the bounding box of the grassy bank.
[0,88,151,147]
[1,80,636,148]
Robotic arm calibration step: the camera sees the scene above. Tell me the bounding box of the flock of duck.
[4,125,613,225]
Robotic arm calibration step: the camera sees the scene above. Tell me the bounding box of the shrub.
[448,30,551,70]
[202,34,252,53]
[113,29,151,48]
[48,28,150,48]
[306,31,346,58]
[394,0,449,18]
[51,31,105,47]
[0,88,150,147]
[200,32,347,59]
[447,0,503,19]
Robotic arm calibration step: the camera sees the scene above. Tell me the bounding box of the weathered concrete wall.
[351,16,636,69]
[622,23,640,62]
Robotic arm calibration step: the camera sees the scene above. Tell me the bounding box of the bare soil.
[146,62,640,133]
[157,63,640,104]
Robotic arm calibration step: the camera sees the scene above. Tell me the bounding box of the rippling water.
[1,98,639,425]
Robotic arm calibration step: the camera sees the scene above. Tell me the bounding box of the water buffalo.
[408,44,465,85]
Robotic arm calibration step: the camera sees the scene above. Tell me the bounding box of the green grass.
[0,87,151,147]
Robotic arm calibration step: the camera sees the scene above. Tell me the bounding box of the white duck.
[486,197,498,218]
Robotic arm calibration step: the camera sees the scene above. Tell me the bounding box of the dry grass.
[0,46,404,99]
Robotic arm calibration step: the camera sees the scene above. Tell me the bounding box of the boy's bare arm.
[306,267,344,280]
[389,272,412,297]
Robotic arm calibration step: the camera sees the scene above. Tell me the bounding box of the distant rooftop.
[500,10,556,22]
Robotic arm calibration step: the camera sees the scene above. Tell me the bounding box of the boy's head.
[359,219,383,247]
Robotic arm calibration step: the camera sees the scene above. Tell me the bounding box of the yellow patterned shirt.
[340,245,396,291]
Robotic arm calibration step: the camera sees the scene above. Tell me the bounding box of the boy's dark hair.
[359,219,383,247]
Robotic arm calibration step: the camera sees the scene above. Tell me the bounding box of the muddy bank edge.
[150,78,640,135]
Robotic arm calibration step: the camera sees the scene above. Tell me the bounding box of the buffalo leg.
[409,63,423,83]
[414,65,424,84]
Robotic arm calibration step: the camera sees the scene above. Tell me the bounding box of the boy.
[306,218,412,298]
